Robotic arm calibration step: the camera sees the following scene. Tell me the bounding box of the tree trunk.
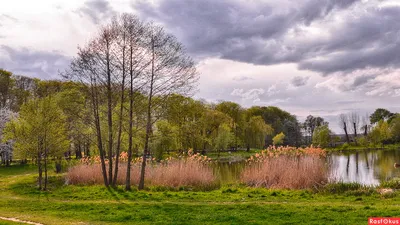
[343,122,350,143]
[353,122,358,145]
[37,151,42,190]
[114,37,126,187]
[44,148,48,191]
[126,43,134,191]
[363,125,368,136]
[246,144,250,152]
[91,84,108,187]
[139,36,155,190]
[106,38,114,186]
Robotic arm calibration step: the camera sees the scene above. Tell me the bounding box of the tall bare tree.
[138,24,198,190]
[339,114,350,143]
[350,112,360,145]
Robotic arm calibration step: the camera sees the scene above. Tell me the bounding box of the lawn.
[0,164,400,224]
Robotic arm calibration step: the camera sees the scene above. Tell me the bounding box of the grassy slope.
[1,164,400,225]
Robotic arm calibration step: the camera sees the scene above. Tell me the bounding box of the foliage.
[272,132,285,146]
[370,108,394,124]
[3,97,69,189]
[368,120,392,146]
[390,114,400,142]
[312,125,332,148]
[152,120,178,160]
[243,115,273,150]
[213,124,234,153]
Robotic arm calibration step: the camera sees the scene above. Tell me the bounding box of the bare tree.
[138,24,198,190]
[339,114,350,143]
[350,112,360,145]
[361,113,369,136]
[65,14,198,189]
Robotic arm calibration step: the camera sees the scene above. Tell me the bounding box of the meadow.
[1,148,400,225]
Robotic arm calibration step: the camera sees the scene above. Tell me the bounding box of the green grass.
[1,164,400,224]
[326,144,400,152]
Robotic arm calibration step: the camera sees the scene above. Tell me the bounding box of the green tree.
[243,116,273,151]
[215,101,243,150]
[273,132,285,146]
[152,120,178,160]
[370,108,394,124]
[0,69,14,108]
[213,123,233,157]
[368,120,392,146]
[312,125,332,148]
[3,97,69,190]
[390,115,400,142]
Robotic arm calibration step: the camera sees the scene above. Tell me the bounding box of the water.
[213,149,400,185]
[328,149,400,185]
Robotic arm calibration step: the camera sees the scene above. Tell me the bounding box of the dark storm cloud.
[77,0,115,24]
[0,46,71,79]
[133,0,400,74]
[352,75,376,88]
[291,76,310,87]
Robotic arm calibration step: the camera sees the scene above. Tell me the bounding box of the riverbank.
[1,164,400,224]
[326,144,400,152]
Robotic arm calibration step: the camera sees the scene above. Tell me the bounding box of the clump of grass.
[380,178,400,189]
[66,153,217,190]
[241,156,328,189]
[319,182,375,195]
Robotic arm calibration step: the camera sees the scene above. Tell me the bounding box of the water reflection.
[329,149,400,185]
[214,149,400,185]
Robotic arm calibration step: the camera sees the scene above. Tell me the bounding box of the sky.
[1,0,400,132]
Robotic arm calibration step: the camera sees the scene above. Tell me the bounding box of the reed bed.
[241,146,328,189]
[66,151,216,189]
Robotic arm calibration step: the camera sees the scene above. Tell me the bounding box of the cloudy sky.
[1,0,400,132]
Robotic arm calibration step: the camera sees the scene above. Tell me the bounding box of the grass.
[1,164,400,224]
[326,144,400,152]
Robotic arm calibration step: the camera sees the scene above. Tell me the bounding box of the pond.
[213,149,400,185]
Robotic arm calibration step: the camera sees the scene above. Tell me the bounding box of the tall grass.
[241,146,328,189]
[66,153,216,190]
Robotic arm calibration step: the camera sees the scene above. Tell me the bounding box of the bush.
[341,143,350,150]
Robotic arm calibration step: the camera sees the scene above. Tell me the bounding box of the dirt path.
[0,216,43,225]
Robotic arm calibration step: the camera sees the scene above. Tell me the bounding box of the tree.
[215,101,243,151]
[350,112,360,145]
[312,125,332,148]
[368,120,392,146]
[152,120,178,160]
[213,123,233,157]
[304,115,327,144]
[0,69,14,109]
[370,108,394,124]
[243,116,273,151]
[390,114,400,142]
[273,132,285,146]
[0,107,17,166]
[282,118,302,147]
[3,97,69,190]
[339,114,350,143]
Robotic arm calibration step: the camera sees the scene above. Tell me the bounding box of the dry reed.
[241,146,328,189]
[66,152,216,189]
